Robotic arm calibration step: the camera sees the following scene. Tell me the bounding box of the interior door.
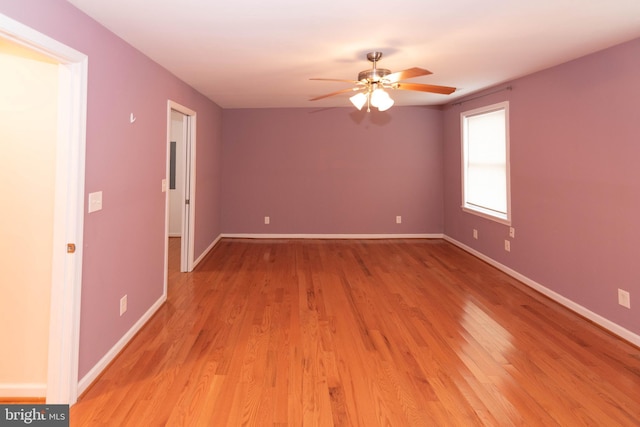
[165,101,196,293]
[180,114,191,272]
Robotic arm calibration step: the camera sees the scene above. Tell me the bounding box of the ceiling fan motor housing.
[358,68,391,83]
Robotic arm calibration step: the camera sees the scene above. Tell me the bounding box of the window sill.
[462,205,511,226]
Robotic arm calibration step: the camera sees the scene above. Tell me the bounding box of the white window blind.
[461,102,510,223]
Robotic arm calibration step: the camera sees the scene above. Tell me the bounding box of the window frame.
[460,101,511,225]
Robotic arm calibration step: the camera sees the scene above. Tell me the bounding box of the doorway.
[165,101,196,293]
[0,38,57,401]
[0,15,88,404]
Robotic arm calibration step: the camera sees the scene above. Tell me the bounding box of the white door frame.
[165,101,196,289]
[0,14,88,404]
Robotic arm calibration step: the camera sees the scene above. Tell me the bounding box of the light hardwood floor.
[70,238,640,426]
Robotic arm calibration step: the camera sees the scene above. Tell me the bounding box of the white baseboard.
[0,383,46,399]
[220,233,444,239]
[443,235,640,348]
[77,294,167,396]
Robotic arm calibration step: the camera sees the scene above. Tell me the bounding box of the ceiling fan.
[310,52,456,112]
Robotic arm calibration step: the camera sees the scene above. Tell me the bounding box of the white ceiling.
[67,0,640,109]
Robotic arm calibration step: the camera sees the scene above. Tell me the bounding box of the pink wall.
[221,107,444,234]
[0,0,223,377]
[443,38,640,336]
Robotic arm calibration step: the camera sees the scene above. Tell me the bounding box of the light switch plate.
[88,191,103,213]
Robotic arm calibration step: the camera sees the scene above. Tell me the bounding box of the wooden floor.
[70,238,640,426]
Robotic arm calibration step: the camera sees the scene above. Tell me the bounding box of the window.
[461,101,510,224]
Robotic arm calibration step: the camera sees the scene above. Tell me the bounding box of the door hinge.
[67,243,76,253]
[185,199,190,205]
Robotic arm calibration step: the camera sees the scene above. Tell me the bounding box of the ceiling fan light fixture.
[377,93,394,111]
[369,88,384,107]
[349,92,367,110]
[370,88,394,111]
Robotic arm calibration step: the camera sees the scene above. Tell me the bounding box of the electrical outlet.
[396,216,402,224]
[509,227,515,238]
[504,240,511,252]
[264,216,270,225]
[473,229,478,239]
[120,295,127,316]
[618,289,631,309]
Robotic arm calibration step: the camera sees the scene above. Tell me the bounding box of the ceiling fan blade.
[310,78,361,84]
[395,82,456,95]
[384,67,432,83]
[310,87,360,101]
